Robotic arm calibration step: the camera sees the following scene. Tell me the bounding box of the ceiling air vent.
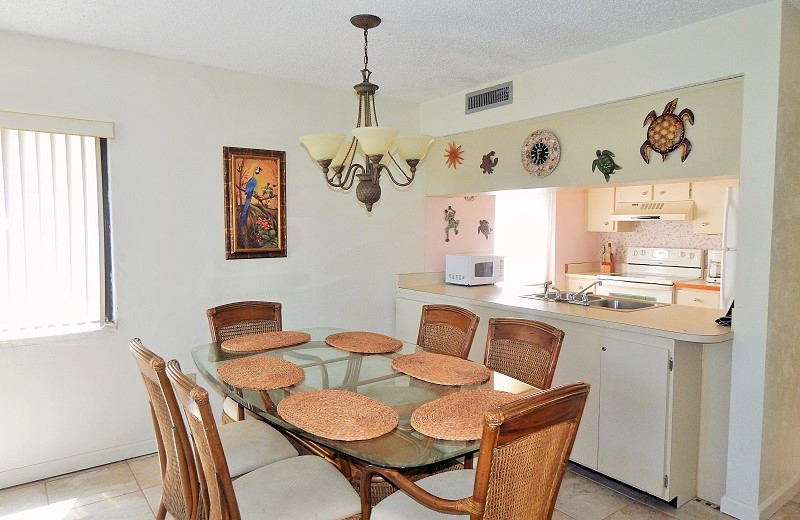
[465,82,513,115]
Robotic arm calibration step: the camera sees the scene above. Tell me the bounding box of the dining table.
[192,327,537,472]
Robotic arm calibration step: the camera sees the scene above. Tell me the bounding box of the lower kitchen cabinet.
[598,339,670,497]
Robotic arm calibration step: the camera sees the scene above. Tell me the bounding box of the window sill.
[0,322,117,348]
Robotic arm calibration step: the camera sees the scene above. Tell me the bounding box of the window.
[0,111,113,341]
[494,188,554,284]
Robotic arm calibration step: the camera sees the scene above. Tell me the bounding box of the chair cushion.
[233,455,360,520]
[371,469,476,520]
[219,420,298,477]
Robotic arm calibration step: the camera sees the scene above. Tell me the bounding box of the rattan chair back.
[166,359,241,520]
[416,304,479,359]
[360,383,589,519]
[472,383,589,520]
[483,318,565,389]
[129,339,200,520]
[206,301,282,343]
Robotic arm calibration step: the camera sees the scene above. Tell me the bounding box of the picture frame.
[223,146,287,259]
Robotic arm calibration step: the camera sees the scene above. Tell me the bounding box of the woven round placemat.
[220,330,311,353]
[277,389,398,441]
[325,331,403,354]
[217,357,304,390]
[391,352,491,386]
[410,389,518,441]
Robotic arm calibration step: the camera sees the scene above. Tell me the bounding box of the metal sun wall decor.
[640,98,695,164]
[444,142,464,169]
[521,130,561,177]
[592,150,622,182]
[478,220,493,239]
[444,205,460,242]
[480,151,498,174]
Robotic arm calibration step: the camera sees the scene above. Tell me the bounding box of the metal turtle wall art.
[592,150,621,182]
[640,98,695,164]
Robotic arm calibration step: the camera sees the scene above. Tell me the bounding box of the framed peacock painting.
[223,146,287,259]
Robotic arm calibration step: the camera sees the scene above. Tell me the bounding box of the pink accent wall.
[551,189,601,288]
[424,195,495,272]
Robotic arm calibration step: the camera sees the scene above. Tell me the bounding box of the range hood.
[610,200,695,221]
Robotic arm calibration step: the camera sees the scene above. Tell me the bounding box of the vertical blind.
[494,188,554,284]
[0,129,105,339]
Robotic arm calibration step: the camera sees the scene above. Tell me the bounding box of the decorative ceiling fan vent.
[465,82,513,114]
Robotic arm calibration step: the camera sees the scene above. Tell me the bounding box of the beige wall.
[760,0,800,509]
[424,79,743,196]
[0,31,422,487]
[419,3,785,518]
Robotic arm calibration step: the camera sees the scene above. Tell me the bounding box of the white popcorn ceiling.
[0,0,786,102]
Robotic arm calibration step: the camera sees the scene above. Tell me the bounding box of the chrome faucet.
[529,280,561,300]
[573,280,603,304]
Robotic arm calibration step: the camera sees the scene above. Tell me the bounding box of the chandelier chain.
[363,28,370,74]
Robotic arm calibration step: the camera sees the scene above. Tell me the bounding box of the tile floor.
[1,454,798,520]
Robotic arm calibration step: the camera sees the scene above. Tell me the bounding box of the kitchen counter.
[397,273,731,344]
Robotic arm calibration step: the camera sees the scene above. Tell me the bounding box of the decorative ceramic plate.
[521,130,561,177]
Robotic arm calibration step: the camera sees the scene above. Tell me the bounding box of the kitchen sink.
[587,298,665,311]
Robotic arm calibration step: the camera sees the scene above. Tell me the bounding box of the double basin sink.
[519,291,666,311]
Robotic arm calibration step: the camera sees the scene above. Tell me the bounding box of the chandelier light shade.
[300,14,434,212]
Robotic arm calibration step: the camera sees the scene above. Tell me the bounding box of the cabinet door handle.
[604,221,609,225]
[701,222,710,226]
[659,190,666,195]
[642,191,648,195]
[693,297,701,302]
[602,346,607,351]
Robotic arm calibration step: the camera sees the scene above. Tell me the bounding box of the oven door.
[596,280,674,303]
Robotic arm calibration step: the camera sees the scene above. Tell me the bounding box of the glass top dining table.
[192,327,536,470]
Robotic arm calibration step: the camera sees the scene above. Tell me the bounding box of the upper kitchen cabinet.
[691,179,739,233]
[615,185,652,202]
[587,187,632,232]
[615,182,691,203]
[653,182,691,201]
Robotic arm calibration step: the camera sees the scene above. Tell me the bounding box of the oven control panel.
[626,248,704,268]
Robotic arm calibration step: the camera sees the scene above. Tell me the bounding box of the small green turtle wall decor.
[641,98,695,164]
[592,150,622,182]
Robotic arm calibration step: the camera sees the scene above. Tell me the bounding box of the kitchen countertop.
[674,279,721,291]
[397,273,732,344]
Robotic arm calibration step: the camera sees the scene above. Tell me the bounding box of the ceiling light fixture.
[300,14,434,212]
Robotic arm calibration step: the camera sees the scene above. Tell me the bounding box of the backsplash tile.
[599,221,722,262]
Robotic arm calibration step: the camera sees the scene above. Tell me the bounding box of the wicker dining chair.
[129,339,299,520]
[417,304,480,359]
[165,359,361,520]
[483,317,565,389]
[206,301,282,423]
[360,382,590,520]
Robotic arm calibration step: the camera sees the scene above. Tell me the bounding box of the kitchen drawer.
[675,287,719,309]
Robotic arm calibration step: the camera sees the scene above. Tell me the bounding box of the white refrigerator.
[720,187,739,312]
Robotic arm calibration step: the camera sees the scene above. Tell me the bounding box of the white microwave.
[445,254,504,286]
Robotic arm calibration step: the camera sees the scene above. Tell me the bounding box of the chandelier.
[300,14,434,212]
